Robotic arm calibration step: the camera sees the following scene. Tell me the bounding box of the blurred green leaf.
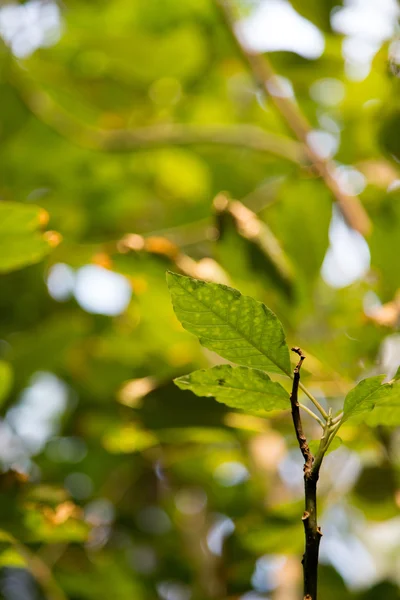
[0,202,56,273]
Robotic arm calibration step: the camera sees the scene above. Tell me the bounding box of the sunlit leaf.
[166,272,291,375]
[342,375,386,422]
[175,364,290,413]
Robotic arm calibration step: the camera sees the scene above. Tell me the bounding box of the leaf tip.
[166,270,181,285]
[173,375,189,390]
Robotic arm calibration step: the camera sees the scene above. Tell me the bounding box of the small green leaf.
[309,437,342,456]
[175,365,290,413]
[0,361,13,405]
[393,366,400,381]
[342,375,386,422]
[166,272,291,375]
[0,203,56,273]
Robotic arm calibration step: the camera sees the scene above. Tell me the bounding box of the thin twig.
[299,403,325,429]
[288,371,329,420]
[298,381,328,420]
[213,0,372,237]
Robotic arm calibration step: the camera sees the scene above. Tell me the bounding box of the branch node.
[302,511,310,521]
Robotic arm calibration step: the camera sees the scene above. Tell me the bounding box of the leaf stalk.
[299,403,325,428]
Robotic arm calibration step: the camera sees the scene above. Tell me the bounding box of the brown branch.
[290,347,322,600]
[214,0,372,237]
[290,347,313,476]
[99,123,304,163]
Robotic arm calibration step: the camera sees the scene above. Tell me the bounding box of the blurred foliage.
[0,0,399,599]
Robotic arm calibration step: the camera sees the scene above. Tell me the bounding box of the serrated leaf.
[342,376,386,422]
[166,272,291,375]
[175,365,290,413]
[309,437,342,456]
[364,381,400,427]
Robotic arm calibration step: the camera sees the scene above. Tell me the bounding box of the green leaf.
[0,203,56,273]
[0,361,13,405]
[166,272,291,375]
[342,375,386,422]
[175,364,290,413]
[309,437,342,456]
[364,381,400,427]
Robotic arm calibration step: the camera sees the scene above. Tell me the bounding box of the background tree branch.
[213,0,372,237]
[11,69,304,163]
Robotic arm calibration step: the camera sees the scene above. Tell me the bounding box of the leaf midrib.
[181,381,288,398]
